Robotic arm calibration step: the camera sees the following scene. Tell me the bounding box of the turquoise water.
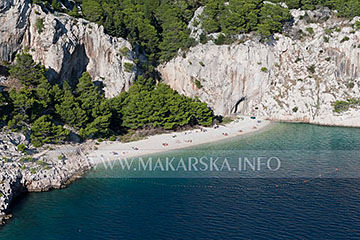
[1,123,360,239]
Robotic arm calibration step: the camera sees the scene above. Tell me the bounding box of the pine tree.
[30,115,69,147]
[75,72,105,119]
[9,88,41,126]
[55,90,88,129]
[79,114,112,138]
[9,53,47,87]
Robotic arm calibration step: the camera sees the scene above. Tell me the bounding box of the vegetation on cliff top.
[36,0,360,66]
[0,53,213,147]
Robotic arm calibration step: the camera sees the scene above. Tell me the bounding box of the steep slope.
[0,0,31,61]
[159,9,360,127]
[0,0,137,97]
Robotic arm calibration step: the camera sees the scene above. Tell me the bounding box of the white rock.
[0,1,137,98]
[159,9,360,127]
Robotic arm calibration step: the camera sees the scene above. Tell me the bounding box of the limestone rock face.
[188,6,204,41]
[159,42,274,117]
[159,9,360,127]
[0,0,31,61]
[0,1,137,98]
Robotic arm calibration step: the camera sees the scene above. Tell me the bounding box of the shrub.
[51,0,61,11]
[306,27,314,34]
[261,67,268,72]
[355,21,360,30]
[17,144,27,153]
[347,98,358,105]
[109,136,117,141]
[119,47,130,56]
[334,101,350,113]
[292,106,298,113]
[35,18,44,34]
[324,28,332,35]
[348,82,355,89]
[199,33,208,44]
[323,36,329,43]
[221,117,233,125]
[195,79,202,89]
[124,62,134,72]
[214,34,226,45]
[68,7,81,18]
[340,36,350,43]
[37,160,50,167]
[308,65,316,74]
[20,156,34,163]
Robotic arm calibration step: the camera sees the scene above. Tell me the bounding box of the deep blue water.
[1,123,360,239]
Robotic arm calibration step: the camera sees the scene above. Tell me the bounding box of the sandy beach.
[87,116,271,162]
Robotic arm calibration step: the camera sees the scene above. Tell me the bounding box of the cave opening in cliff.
[232,97,246,114]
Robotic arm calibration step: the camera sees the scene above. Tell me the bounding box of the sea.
[1,123,360,239]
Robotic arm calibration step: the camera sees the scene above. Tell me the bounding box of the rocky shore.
[0,131,94,225]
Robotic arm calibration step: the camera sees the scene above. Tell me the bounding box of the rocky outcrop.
[159,9,360,127]
[0,1,137,97]
[0,0,31,61]
[0,131,94,225]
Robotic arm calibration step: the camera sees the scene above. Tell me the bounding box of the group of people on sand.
[116,117,263,154]
[163,139,193,147]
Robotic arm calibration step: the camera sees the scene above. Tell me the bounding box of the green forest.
[37,0,360,65]
[0,53,213,147]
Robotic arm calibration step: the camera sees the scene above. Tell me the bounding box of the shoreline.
[2,118,359,226]
[0,116,270,226]
[269,119,360,129]
[88,116,272,162]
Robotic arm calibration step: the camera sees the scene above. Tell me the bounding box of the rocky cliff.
[0,131,94,225]
[159,9,360,127]
[0,0,137,97]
